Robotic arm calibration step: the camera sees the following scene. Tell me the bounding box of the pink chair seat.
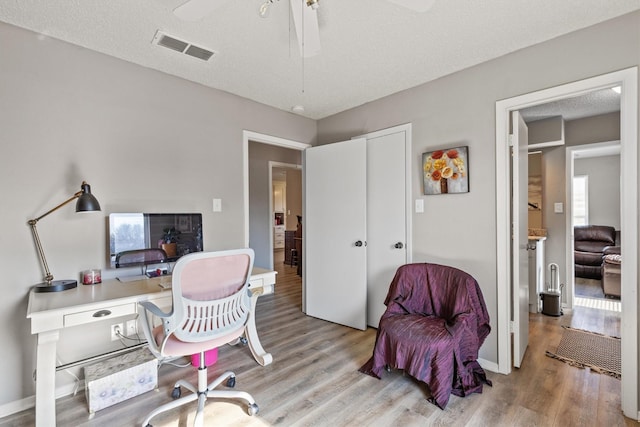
[152,325,245,357]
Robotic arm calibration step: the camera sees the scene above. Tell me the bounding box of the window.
[572,175,589,226]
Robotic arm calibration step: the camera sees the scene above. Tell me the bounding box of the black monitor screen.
[109,213,203,268]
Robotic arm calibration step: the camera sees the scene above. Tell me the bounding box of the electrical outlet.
[111,323,123,341]
[125,319,137,336]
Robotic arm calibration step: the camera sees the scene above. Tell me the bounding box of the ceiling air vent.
[152,30,216,61]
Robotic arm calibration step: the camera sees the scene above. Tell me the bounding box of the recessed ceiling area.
[1,1,638,119]
[520,87,621,123]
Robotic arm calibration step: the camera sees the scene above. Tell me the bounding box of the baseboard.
[478,357,499,373]
[0,395,34,419]
[0,382,83,418]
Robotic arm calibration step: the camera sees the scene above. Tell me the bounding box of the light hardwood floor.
[2,258,635,426]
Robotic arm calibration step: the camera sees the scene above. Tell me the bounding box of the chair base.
[141,368,258,427]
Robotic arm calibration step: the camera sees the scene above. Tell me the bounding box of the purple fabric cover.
[359,263,491,409]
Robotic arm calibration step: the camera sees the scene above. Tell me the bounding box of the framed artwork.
[422,146,469,195]
[176,215,192,232]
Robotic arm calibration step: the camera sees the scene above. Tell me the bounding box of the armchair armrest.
[139,300,171,318]
[603,245,621,256]
[138,301,175,357]
[445,311,472,337]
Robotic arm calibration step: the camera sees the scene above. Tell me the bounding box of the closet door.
[366,129,408,327]
[304,138,368,330]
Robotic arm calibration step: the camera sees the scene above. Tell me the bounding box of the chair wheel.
[226,376,236,388]
[171,386,181,399]
[239,337,248,345]
[248,403,259,416]
[384,365,391,372]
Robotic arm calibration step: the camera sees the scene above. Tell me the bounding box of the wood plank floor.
[2,257,636,426]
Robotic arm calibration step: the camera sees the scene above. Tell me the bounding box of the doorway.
[270,162,302,269]
[566,141,621,313]
[495,68,638,418]
[243,130,310,270]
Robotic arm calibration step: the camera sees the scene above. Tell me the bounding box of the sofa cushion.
[575,240,612,254]
[575,250,605,266]
[574,225,616,245]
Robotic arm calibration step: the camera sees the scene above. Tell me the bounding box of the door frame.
[495,68,637,418]
[242,130,311,253]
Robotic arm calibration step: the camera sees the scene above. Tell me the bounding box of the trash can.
[541,291,562,316]
[541,263,563,316]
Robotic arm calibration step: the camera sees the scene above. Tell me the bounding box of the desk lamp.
[28,181,101,293]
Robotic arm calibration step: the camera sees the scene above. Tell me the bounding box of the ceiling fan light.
[306,0,319,10]
[259,1,271,18]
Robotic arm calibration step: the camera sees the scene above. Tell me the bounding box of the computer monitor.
[109,213,203,268]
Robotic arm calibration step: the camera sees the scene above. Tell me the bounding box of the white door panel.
[366,131,407,327]
[305,138,368,330]
[512,111,529,368]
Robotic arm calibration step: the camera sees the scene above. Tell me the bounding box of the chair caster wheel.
[226,376,236,388]
[248,403,259,416]
[384,365,391,372]
[239,336,248,345]
[171,386,181,399]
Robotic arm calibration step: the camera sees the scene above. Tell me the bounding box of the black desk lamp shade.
[29,181,101,293]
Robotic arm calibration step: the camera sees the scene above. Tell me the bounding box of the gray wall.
[248,143,302,269]
[0,22,315,406]
[318,12,640,365]
[575,155,621,230]
[286,169,303,231]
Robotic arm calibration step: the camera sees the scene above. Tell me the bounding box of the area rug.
[545,326,621,379]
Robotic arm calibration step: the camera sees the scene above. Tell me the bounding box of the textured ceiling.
[1,0,639,119]
[520,88,621,123]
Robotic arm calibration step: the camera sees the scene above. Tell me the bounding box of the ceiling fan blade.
[173,0,232,21]
[290,0,321,58]
[386,0,436,13]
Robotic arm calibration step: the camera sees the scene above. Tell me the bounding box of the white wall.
[575,155,621,230]
[318,11,640,366]
[0,21,315,407]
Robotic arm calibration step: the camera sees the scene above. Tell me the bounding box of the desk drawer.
[64,303,137,327]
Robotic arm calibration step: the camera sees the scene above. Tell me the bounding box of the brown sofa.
[574,225,617,280]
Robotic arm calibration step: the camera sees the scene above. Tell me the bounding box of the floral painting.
[422,146,469,195]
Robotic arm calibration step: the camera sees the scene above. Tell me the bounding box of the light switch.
[415,199,424,213]
[213,198,222,212]
[554,202,563,213]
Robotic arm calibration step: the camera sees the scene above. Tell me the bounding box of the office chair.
[115,248,167,268]
[138,249,259,427]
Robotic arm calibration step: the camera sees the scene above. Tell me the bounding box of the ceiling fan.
[173,0,436,58]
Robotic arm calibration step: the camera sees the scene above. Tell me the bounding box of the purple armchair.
[359,263,491,409]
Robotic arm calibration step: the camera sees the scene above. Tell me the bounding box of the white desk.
[26,268,276,427]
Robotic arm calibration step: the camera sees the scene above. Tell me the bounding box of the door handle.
[394,242,404,249]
